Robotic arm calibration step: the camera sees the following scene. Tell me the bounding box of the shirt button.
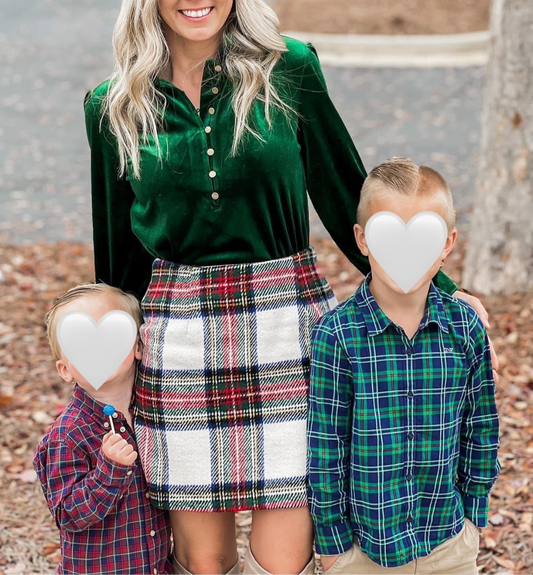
[407,515,413,524]
[207,148,215,156]
[120,426,126,432]
[406,474,413,481]
[126,470,133,476]
[146,492,150,498]
[407,432,414,440]
[214,65,222,72]
[104,422,110,428]
[407,391,414,398]
[212,87,219,94]
[205,126,212,134]
[212,192,219,200]
[209,170,216,178]
[112,412,118,418]
[208,107,215,115]
[405,347,412,355]
[150,530,156,537]
[154,569,158,575]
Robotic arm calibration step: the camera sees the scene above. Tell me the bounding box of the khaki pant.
[322,519,480,575]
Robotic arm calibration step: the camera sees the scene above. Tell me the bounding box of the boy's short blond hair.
[45,283,143,362]
[357,157,456,232]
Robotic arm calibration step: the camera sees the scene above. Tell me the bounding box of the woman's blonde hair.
[98,0,293,180]
[45,283,144,362]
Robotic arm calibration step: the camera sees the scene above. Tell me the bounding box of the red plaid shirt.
[33,383,174,574]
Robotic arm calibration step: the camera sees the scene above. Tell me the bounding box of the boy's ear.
[354,223,370,256]
[134,337,143,360]
[56,359,74,383]
[441,227,458,261]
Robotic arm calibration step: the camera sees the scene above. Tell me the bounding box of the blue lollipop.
[103,404,117,434]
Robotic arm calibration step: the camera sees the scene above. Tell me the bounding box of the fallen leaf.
[17,469,37,483]
[32,410,54,424]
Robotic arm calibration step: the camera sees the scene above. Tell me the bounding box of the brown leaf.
[495,557,518,571]
[42,543,60,556]
[17,469,37,483]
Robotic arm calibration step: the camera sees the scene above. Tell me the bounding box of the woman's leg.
[170,510,239,574]
[246,506,315,574]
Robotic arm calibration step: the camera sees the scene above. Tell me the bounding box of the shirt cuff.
[314,519,354,556]
[95,448,137,488]
[462,494,490,528]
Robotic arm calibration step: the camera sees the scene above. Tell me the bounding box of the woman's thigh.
[249,506,314,574]
[170,510,238,574]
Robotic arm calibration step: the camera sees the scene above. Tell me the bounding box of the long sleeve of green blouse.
[85,36,458,301]
[84,93,156,301]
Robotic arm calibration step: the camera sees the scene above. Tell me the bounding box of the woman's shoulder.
[83,78,113,122]
[278,35,321,69]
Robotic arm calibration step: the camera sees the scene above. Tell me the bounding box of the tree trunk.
[462,0,533,295]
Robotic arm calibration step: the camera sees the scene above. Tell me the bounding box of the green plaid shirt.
[307,273,500,567]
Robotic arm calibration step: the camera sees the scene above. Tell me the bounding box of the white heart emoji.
[365,211,448,293]
[56,310,137,390]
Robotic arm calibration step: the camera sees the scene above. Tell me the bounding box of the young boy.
[34,283,174,574]
[307,158,500,575]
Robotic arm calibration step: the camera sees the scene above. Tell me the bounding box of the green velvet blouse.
[84,36,458,302]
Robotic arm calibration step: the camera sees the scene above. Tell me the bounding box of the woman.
[84,1,495,573]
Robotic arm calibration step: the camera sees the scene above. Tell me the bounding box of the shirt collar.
[354,272,449,337]
[71,382,134,425]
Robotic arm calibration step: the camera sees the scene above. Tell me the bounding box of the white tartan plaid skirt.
[134,247,338,512]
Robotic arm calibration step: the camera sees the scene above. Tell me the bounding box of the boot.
[243,542,315,575]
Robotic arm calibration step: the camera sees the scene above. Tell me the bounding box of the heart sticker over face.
[56,310,137,390]
[365,211,448,293]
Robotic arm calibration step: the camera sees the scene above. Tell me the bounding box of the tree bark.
[462,0,533,295]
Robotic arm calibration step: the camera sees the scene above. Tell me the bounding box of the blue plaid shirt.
[307,273,500,567]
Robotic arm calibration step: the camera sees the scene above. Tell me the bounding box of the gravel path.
[0,0,485,245]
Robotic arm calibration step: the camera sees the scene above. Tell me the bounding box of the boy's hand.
[320,555,340,571]
[102,431,138,466]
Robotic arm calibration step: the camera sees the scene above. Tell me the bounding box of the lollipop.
[103,404,117,434]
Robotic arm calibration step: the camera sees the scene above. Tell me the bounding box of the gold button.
[205,126,212,134]
[207,148,214,156]
[214,65,222,72]
[208,107,215,115]
[209,171,217,179]
[212,192,219,200]
[212,87,219,94]
[150,530,156,537]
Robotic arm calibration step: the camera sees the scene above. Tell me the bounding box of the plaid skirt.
[134,247,338,512]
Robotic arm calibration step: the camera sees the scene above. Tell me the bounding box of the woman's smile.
[158,0,233,43]
[178,6,214,22]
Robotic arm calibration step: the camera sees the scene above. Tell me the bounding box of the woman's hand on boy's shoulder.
[454,290,499,384]
[101,431,138,466]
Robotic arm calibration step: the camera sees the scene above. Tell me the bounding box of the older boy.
[34,283,173,574]
[307,158,500,574]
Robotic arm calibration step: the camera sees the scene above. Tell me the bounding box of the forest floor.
[272,0,491,35]
[0,237,532,574]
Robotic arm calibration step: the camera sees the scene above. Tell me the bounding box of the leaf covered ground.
[0,237,531,574]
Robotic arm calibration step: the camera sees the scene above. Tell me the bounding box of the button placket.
[404,334,415,529]
[203,62,222,206]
